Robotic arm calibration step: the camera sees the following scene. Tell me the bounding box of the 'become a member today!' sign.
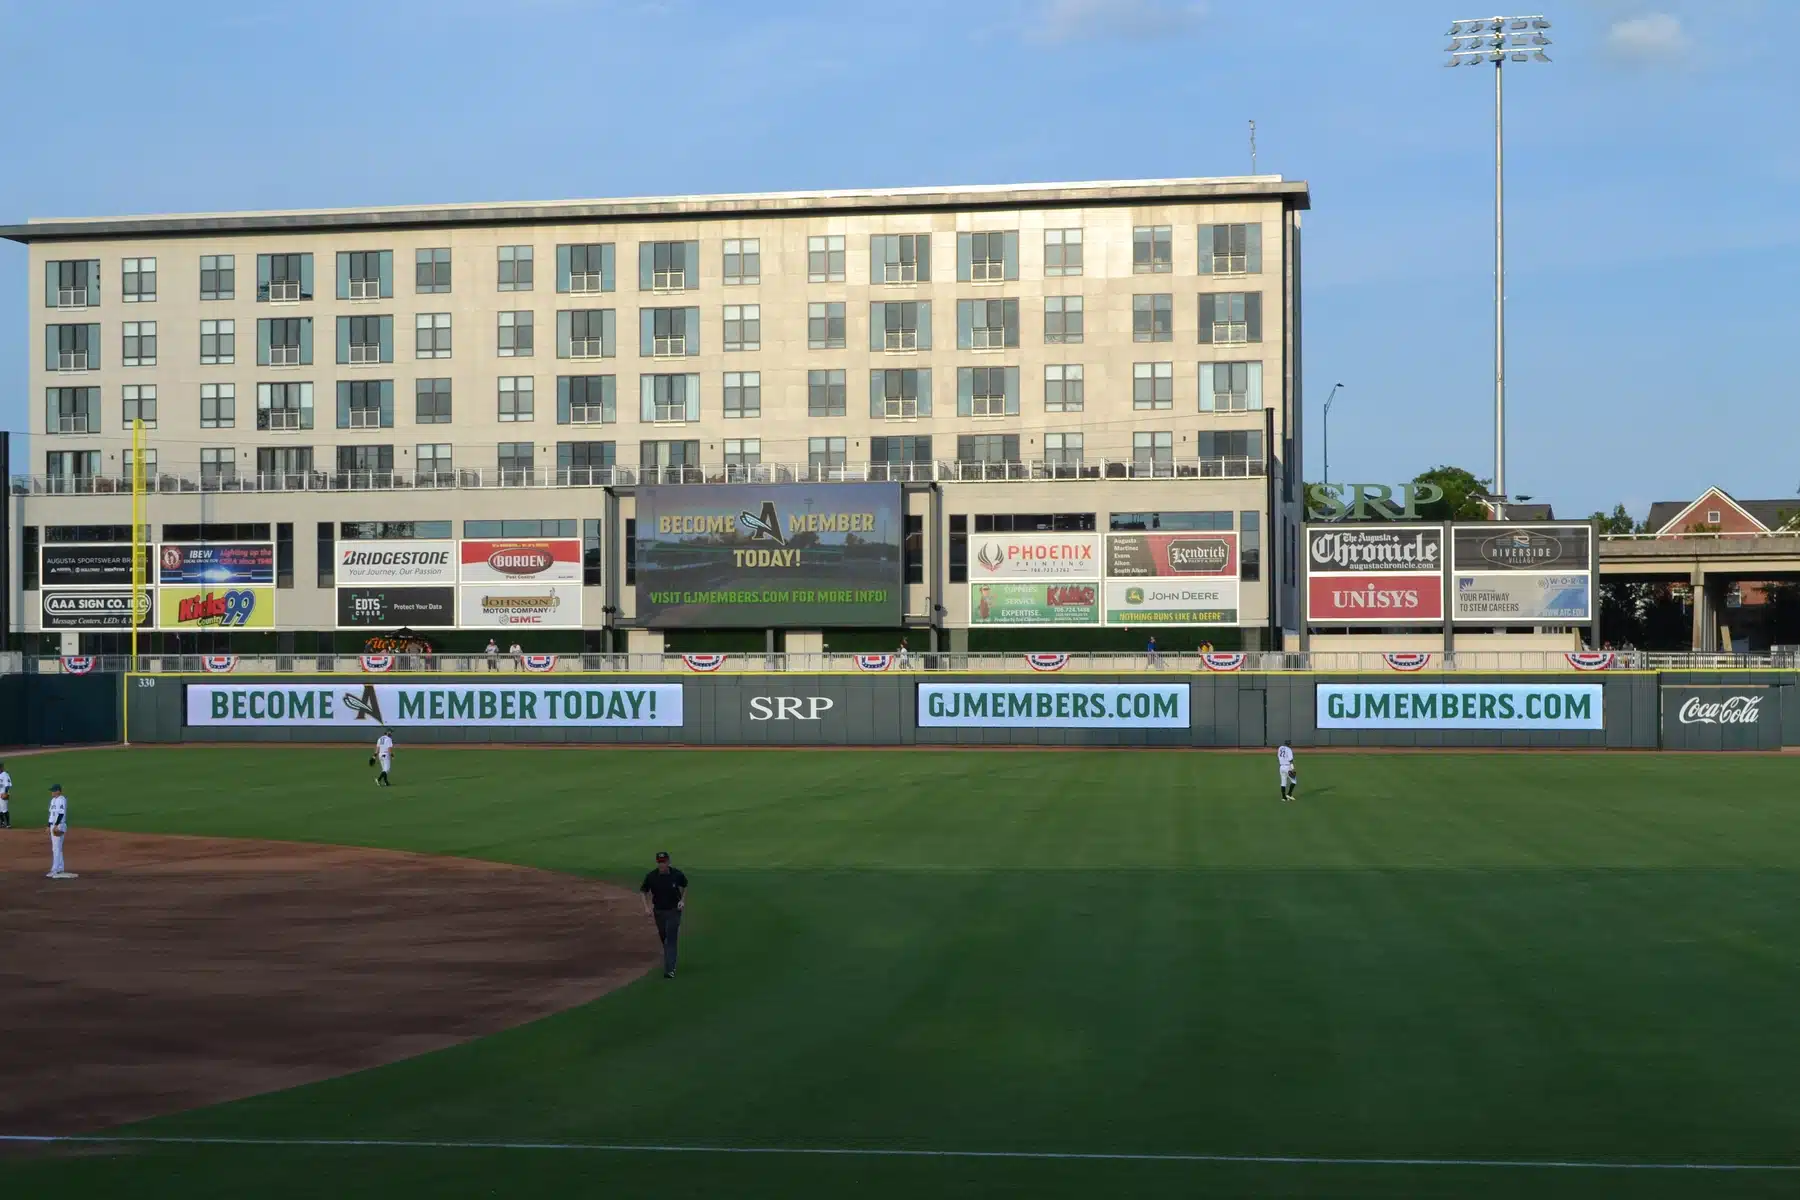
[187,684,683,727]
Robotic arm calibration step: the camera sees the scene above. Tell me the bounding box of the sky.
[0,0,1793,522]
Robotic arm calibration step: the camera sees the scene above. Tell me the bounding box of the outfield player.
[47,783,72,879]
[372,729,395,787]
[1277,740,1297,801]
[0,761,12,829]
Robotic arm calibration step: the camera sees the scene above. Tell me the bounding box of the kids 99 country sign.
[159,586,275,629]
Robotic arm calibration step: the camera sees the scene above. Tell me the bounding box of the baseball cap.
[655,851,670,863]
[50,783,62,791]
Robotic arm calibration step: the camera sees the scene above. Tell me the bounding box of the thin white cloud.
[1027,0,1206,44]
[1605,12,1690,62]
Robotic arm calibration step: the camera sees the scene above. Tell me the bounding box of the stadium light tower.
[1445,14,1551,520]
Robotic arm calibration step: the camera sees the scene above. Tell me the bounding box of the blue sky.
[1,0,1793,521]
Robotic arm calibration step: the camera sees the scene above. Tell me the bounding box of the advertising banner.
[458,583,582,628]
[1306,575,1443,622]
[636,483,904,628]
[459,538,583,584]
[1103,579,1239,624]
[1452,573,1592,622]
[918,683,1189,728]
[336,586,457,628]
[1106,532,1239,579]
[969,582,1099,626]
[1452,525,1592,572]
[1306,526,1442,574]
[1659,684,1780,751]
[41,589,153,630]
[1316,683,1603,730]
[41,544,137,587]
[158,543,275,586]
[186,683,683,728]
[337,540,457,585]
[968,533,1100,581]
[158,585,275,629]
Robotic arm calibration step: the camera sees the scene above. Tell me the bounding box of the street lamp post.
[1446,14,1551,521]
[1322,382,1346,484]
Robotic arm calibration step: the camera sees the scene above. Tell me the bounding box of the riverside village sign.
[1307,482,1444,522]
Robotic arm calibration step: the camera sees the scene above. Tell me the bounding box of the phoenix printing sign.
[1306,527,1443,623]
[1317,684,1604,730]
[1450,525,1594,623]
[41,589,153,630]
[969,533,1099,581]
[1105,532,1239,624]
[636,483,904,628]
[918,683,1190,728]
[187,683,684,728]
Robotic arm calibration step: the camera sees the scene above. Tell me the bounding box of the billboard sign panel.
[918,683,1189,728]
[1452,574,1592,623]
[337,540,457,585]
[336,586,457,628]
[40,544,137,587]
[158,543,275,586]
[1306,574,1443,622]
[186,683,683,728]
[158,586,275,629]
[41,589,152,630]
[1103,579,1239,624]
[1451,525,1592,572]
[636,483,904,628]
[1659,684,1780,751]
[968,533,1100,581]
[969,582,1099,626]
[1316,683,1603,730]
[1106,532,1238,579]
[458,538,583,584]
[1306,526,1442,574]
[458,583,582,628]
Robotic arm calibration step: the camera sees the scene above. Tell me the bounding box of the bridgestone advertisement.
[336,586,456,628]
[187,683,684,728]
[1316,684,1604,730]
[336,540,457,585]
[41,589,152,629]
[636,483,904,628]
[1659,685,1780,751]
[1452,573,1592,622]
[968,533,1100,581]
[918,683,1189,728]
[41,544,136,587]
[1451,525,1592,572]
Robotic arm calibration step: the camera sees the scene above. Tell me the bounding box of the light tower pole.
[1446,15,1551,520]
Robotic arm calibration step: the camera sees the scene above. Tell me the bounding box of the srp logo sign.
[747,696,836,721]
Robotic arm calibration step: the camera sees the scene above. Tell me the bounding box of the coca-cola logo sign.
[1678,695,1762,725]
[487,548,556,576]
[1307,528,1442,573]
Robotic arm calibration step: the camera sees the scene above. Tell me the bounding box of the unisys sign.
[1306,525,1444,624]
[1307,575,1443,622]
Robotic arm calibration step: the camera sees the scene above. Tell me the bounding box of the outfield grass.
[4,747,1800,1198]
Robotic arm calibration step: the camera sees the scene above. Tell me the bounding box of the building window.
[1133,431,1174,471]
[1200,362,1262,411]
[646,306,697,356]
[49,323,98,371]
[963,366,1015,419]
[1044,296,1083,344]
[809,368,848,417]
[808,436,847,476]
[872,368,929,420]
[47,259,99,308]
[872,300,929,351]
[498,310,534,357]
[21,526,39,589]
[122,384,157,429]
[643,240,697,291]
[1045,364,1084,412]
[1133,362,1174,409]
[959,298,1018,350]
[121,447,156,480]
[1199,430,1264,475]
[45,450,101,489]
[560,375,616,425]
[259,316,310,366]
[416,377,453,424]
[1110,511,1232,531]
[340,380,391,429]
[45,387,100,435]
[462,519,577,538]
[258,252,311,302]
[497,442,534,478]
[337,445,396,480]
[960,231,1017,282]
[723,304,761,351]
[809,301,846,349]
[558,441,615,483]
[201,447,236,487]
[723,238,760,285]
[808,234,845,283]
[316,522,334,587]
[200,382,236,429]
[641,373,699,423]
[872,233,930,284]
[258,447,315,483]
[949,514,968,583]
[122,320,157,366]
[341,250,390,300]
[416,247,451,293]
[498,245,534,291]
[1133,294,1173,342]
[871,435,931,464]
[256,381,314,431]
[639,440,701,474]
[903,513,924,583]
[1198,292,1262,344]
[1240,510,1261,581]
[1044,432,1083,468]
[122,257,157,302]
[417,443,454,484]
[1045,228,1083,277]
[558,242,614,294]
[957,433,1019,464]
[1133,225,1173,273]
[200,254,235,301]
[723,371,761,418]
[276,522,294,588]
[201,319,235,364]
[499,376,535,422]
[560,309,615,358]
[340,314,390,364]
[416,312,452,359]
[1200,223,1263,274]
[625,517,637,583]
[724,438,761,475]
[581,517,603,585]
[1706,509,1722,524]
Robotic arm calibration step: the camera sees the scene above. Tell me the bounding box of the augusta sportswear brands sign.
[187,683,684,728]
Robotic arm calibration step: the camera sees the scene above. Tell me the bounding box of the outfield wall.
[0,673,121,748]
[114,671,1800,749]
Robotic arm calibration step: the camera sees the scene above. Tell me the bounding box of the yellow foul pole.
[130,418,146,665]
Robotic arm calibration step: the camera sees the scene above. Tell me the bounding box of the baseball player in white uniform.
[372,729,395,787]
[47,783,74,878]
[1277,740,1297,801]
[0,761,12,829]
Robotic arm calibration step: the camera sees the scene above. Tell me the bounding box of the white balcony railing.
[569,405,609,425]
[270,346,300,366]
[653,336,688,356]
[348,344,380,364]
[653,270,685,290]
[884,329,917,352]
[1210,322,1248,343]
[56,288,90,308]
[57,351,89,371]
[569,338,603,358]
[268,280,301,302]
[347,408,382,429]
[263,409,302,431]
[348,279,380,300]
[55,414,92,434]
[972,328,1006,350]
[1210,255,1250,274]
[569,272,604,293]
[883,263,918,284]
[883,399,919,420]
[971,261,1005,282]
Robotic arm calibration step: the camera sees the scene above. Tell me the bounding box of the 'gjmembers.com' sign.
[917,683,1189,728]
[1316,684,1603,730]
[186,683,683,727]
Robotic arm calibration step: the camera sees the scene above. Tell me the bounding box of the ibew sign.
[748,696,835,721]
[1307,482,1444,521]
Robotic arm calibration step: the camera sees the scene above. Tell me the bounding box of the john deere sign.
[186,683,684,728]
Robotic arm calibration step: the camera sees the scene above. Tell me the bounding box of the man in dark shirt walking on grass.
[641,851,688,979]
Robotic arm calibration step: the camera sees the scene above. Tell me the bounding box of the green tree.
[1411,465,1492,522]
[1590,504,1641,535]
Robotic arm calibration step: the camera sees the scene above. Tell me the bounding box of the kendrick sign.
[186,683,684,728]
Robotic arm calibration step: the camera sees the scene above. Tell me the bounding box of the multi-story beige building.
[2,176,1310,655]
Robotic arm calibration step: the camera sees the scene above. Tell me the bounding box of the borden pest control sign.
[187,683,684,728]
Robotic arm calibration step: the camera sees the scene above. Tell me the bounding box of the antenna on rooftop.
[1249,120,1257,174]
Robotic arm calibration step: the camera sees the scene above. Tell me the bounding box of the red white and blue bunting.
[201,655,238,674]
[359,655,395,673]
[1566,651,1616,671]
[1201,652,1246,672]
[520,654,558,673]
[1383,652,1433,672]
[1025,653,1070,673]
[855,654,893,672]
[682,653,727,673]
[61,656,96,676]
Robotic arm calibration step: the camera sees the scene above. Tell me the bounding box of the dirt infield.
[0,830,660,1136]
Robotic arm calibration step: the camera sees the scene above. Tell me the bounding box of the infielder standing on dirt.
[372,729,395,787]
[47,783,72,878]
[641,851,688,979]
[0,761,12,829]
[1277,740,1297,801]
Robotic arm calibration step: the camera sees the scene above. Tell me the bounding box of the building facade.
[3,177,1309,654]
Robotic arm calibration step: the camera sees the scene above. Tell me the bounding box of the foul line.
[2,1134,1796,1173]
